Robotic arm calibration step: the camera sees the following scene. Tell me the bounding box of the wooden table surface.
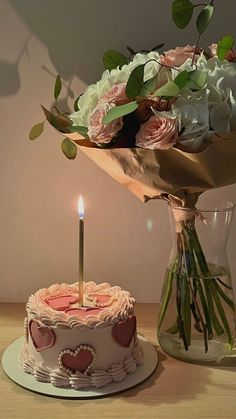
[0,303,236,419]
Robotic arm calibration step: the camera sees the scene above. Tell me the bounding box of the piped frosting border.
[27,281,135,329]
[20,340,143,389]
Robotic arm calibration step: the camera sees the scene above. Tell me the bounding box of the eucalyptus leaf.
[103,49,128,71]
[139,74,159,96]
[68,125,89,138]
[126,46,136,55]
[41,105,72,133]
[151,43,165,51]
[61,137,77,159]
[154,81,180,97]
[174,70,189,89]
[29,122,44,140]
[103,101,138,125]
[217,35,234,60]
[172,0,194,29]
[74,95,82,111]
[54,75,62,101]
[196,4,214,35]
[187,70,208,89]
[125,64,145,99]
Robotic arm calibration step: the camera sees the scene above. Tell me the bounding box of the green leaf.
[103,49,128,71]
[68,125,89,138]
[125,64,145,99]
[29,122,44,140]
[103,101,138,125]
[41,105,71,133]
[154,81,180,97]
[151,43,165,51]
[73,95,81,112]
[54,75,62,101]
[196,4,214,35]
[172,0,194,29]
[187,69,208,89]
[139,74,159,96]
[217,35,234,60]
[174,70,189,89]
[61,137,77,159]
[126,46,136,55]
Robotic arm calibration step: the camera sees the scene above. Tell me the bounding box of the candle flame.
[77,196,84,219]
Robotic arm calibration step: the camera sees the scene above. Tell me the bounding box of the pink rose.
[160,45,200,67]
[88,102,123,145]
[208,43,236,61]
[135,116,179,150]
[100,83,129,105]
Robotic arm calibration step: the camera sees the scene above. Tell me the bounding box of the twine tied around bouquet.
[161,193,207,232]
[172,208,207,233]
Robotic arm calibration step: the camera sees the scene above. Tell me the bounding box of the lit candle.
[77,196,84,307]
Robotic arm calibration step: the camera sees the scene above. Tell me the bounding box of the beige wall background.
[0,0,236,303]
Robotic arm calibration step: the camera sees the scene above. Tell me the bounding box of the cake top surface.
[27,281,135,329]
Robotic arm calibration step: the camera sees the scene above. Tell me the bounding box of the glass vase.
[158,197,236,363]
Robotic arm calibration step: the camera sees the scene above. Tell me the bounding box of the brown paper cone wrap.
[67,131,236,205]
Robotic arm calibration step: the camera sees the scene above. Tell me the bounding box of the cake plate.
[2,335,158,399]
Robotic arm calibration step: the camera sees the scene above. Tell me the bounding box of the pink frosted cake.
[20,281,143,389]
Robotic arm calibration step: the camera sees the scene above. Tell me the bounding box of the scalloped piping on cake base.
[20,340,144,389]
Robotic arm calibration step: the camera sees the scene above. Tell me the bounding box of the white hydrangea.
[171,55,236,143]
[170,52,209,79]
[205,58,236,131]
[172,89,211,151]
[69,51,161,127]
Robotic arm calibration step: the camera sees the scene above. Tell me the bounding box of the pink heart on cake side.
[29,320,56,352]
[58,345,96,374]
[46,295,78,311]
[112,315,136,347]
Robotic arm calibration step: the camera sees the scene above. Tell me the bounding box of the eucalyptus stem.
[158,269,174,329]
[188,225,234,347]
[158,216,234,355]
[180,230,208,352]
[176,234,189,350]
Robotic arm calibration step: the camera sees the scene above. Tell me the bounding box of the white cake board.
[2,335,158,399]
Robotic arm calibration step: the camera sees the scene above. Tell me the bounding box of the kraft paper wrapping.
[67,131,236,206]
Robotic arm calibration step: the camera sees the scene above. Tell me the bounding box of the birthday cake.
[20,281,143,389]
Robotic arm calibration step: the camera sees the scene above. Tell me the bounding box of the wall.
[0,0,236,302]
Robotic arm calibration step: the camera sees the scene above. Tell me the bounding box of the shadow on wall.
[0,31,30,96]
[5,0,236,97]
[5,0,180,96]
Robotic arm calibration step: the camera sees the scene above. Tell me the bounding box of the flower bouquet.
[30,0,236,362]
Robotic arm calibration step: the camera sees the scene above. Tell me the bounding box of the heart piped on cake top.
[29,319,56,352]
[65,307,102,320]
[88,294,112,307]
[112,315,136,347]
[58,345,96,374]
[46,295,78,311]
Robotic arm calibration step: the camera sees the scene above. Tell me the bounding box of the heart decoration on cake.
[112,315,136,347]
[88,293,112,307]
[58,345,96,374]
[29,319,56,352]
[45,294,78,311]
[65,307,102,319]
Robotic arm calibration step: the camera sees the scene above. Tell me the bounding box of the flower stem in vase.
[158,206,235,361]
